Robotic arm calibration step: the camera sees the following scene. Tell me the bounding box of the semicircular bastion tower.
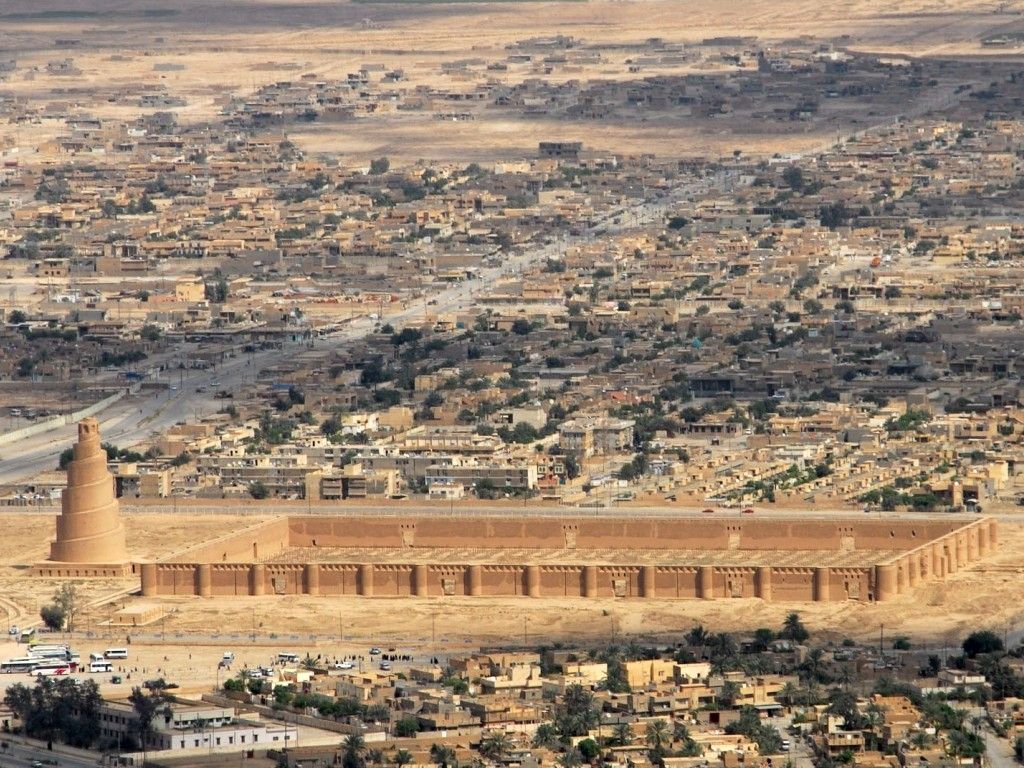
[32,417,131,578]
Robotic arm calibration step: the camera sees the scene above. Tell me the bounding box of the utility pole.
[879,623,884,663]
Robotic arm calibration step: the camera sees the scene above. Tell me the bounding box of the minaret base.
[30,561,133,579]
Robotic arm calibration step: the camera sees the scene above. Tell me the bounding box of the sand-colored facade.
[138,514,997,603]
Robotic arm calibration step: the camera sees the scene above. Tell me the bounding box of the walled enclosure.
[139,515,997,602]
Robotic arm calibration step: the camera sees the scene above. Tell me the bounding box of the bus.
[104,648,128,660]
[19,628,35,644]
[276,652,299,664]
[33,662,73,677]
[28,645,72,660]
[28,643,69,652]
[89,660,113,673]
[1,658,40,674]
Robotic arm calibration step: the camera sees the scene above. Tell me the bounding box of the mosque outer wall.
[137,515,997,603]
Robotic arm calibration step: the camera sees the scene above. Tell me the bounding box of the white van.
[277,652,299,664]
[89,660,113,673]
[89,652,104,663]
[222,652,235,663]
[104,648,128,660]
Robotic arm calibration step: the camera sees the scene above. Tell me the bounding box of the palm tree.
[863,701,886,751]
[394,749,414,766]
[779,681,799,707]
[480,732,511,760]
[430,743,457,768]
[368,748,385,765]
[557,749,583,768]
[782,613,809,643]
[673,721,691,742]
[646,719,671,762]
[612,722,633,746]
[673,722,701,757]
[718,680,742,708]
[686,625,710,658]
[910,732,931,750]
[799,648,827,685]
[532,724,559,750]
[344,734,367,768]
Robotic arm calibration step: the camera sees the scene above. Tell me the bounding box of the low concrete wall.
[0,389,126,447]
[200,692,387,738]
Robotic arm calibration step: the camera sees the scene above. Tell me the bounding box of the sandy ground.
[0,514,268,632]
[0,509,1019,706]
[2,514,1023,658]
[1,0,1021,162]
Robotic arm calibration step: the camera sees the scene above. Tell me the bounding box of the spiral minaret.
[48,417,128,564]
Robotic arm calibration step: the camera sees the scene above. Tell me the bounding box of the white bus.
[276,652,299,664]
[89,660,113,673]
[28,645,71,660]
[1,657,40,674]
[104,648,128,660]
[33,662,73,677]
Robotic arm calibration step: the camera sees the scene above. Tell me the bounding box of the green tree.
[344,734,367,768]
[429,743,456,768]
[532,723,559,749]
[395,716,419,737]
[140,324,162,342]
[963,630,1003,658]
[369,157,390,175]
[249,481,270,499]
[604,652,631,693]
[646,719,671,763]
[718,680,742,708]
[480,732,511,760]
[577,738,600,762]
[783,165,805,192]
[612,722,633,746]
[553,683,599,740]
[725,706,783,753]
[53,582,80,631]
[673,722,701,756]
[129,686,163,763]
[780,612,809,643]
[39,604,66,631]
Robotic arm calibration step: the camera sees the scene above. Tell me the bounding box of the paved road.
[984,726,1016,768]
[0,738,99,768]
